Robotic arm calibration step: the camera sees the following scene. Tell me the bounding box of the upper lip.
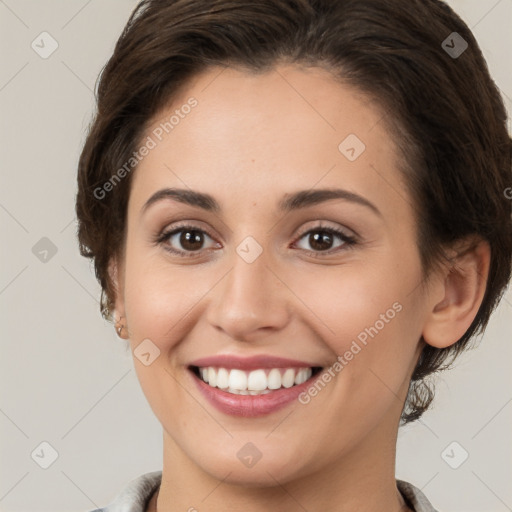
[188,354,322,370]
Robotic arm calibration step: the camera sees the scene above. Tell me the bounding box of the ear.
[422,238,491,349]
[108,255,128,338]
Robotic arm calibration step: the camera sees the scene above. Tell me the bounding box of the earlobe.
[108,257,128,337]
[422,239,491,349]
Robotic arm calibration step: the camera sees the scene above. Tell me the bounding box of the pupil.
[310,231,332,251]
[181,230,203,250]
[178,230,334,252]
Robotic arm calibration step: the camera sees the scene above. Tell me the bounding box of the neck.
[149,420,412,512]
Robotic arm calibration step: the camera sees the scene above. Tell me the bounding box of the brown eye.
[294,226,357,256]
[157,224,218,257]
[178,229,205,251]
[307,231,335,251]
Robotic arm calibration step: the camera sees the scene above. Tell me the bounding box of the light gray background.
[0,1,511,511]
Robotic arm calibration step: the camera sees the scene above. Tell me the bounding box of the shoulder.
[85,471,162,512]
[397,479,439,512]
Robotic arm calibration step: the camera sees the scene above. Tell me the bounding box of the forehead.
[129,64,408,222]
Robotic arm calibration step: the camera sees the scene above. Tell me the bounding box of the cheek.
[122,247,205,347]
[295,261,417,346]
[295,256,424,403]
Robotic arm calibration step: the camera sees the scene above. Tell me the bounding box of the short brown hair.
[76,0,512,424]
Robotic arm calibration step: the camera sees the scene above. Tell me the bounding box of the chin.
[190,442,316,488]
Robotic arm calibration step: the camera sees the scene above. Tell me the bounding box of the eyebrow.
[141,187,381,217]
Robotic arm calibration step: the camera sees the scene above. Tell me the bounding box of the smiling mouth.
[189,365,323,395]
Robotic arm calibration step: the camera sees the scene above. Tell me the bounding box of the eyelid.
[156,221,219,253]
[291,224,358,256]
[157,220,218,243]
[294,220,357,240]
[156,220,359,258]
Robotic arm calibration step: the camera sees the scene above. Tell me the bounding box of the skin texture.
[111,64,490,512]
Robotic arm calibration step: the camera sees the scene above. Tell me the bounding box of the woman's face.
[114,64,434,484]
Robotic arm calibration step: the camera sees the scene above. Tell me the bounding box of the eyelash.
[154,222,358,259]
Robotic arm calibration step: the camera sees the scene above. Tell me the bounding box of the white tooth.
[203,367,314,392]
[296,368,311,385]
[267,368,282,389]
[247,369,267,391]
[228,369,247,390]
[207,367,217,387]
[282,368,295,388]
[216,368,229,389]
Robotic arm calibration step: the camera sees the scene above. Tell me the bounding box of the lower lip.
[189,368,322,417]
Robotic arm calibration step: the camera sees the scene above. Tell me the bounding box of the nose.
[206,244,291,342]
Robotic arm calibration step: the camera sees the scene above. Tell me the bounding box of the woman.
[76,0,511,510]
